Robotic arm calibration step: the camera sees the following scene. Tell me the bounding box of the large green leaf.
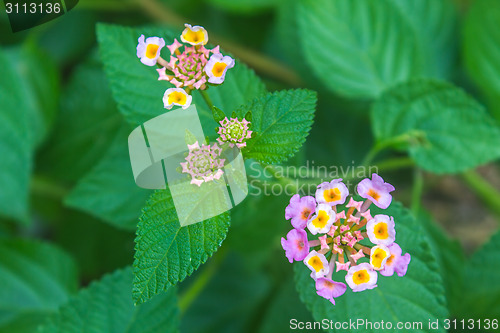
[65,126,152,231]
[97,23,265,133]
[257,278,314,333]
[181,253,270,333]
[227,191,290,268]
[0,45,59,222]
[457,229,500,320]
[306,92,372,166]
[39,267,179,333]
[36,10,97,67]
[208,0,284,14]
[388,0,457,79]
[464,0,500,118]
[38,52,123,182]
[295,0,456,99]
[52,210,136,282]
[294,202,448,333]
[0,239,78,333]
[240,89,316,164]
[96,24,176,126]
[133,189,231,304]
[3,45,60,146]
[418,210,464,316]
[371,79,500,173]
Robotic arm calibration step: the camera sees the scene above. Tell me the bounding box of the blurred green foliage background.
[1,0,500,332]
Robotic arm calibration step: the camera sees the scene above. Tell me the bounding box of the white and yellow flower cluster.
[136,24,235,111]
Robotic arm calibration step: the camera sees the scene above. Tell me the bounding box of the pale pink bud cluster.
[216,117,252,148]
[180,141,225,187]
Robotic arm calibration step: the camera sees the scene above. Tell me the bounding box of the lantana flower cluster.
[281,174,411,305]
[136,24,235,110]
[180,116,252,187]
[216,117,252,148]
[180,141,225,187]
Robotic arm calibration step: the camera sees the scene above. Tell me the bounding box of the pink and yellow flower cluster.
[180,141,225,187]
[281,174,410,305]
[136,24,235,110]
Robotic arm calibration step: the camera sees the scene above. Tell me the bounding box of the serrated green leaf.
[371,79,500,173]
[241,89,316,164]
[39,52,123,182]
[457,229,500,320]
[133,189,231,304]
[65,126,152,231]
[294,202,448,333]
[244,110,252,122]
[464,0,500,118]
[0,45,59,222]
[211,106,225,124]
[0,239,78,333]
[295,0,456,98]
[39,267,179,333]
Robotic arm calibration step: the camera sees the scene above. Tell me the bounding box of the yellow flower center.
[386,254,395,266]
[323,188,341,203]
[308,256,324,272]
[145,44,159,59]
[212,62,228,77]
[367,188,381,201]
[182,28,206,44]
[353,269,370,285]
[371,248,389,269]
[311,210,329,229]
[374,222,388,239]
[167,91,187,105]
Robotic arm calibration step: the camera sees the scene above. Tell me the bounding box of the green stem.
[199,90,214,110]
[462,169,500,219]
[263,164,299,192]
[362,131,423,167]
[31,176,68,200]
[375,156,415,172]
[411,168,424,215]
[178,249,225,315]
